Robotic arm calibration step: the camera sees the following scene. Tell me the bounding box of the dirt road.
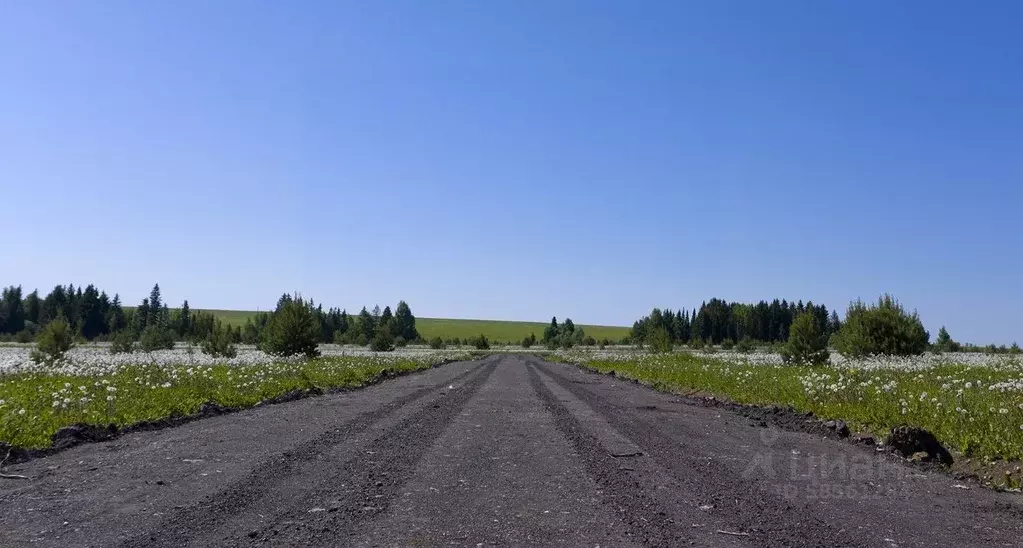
[2,355,1021,547]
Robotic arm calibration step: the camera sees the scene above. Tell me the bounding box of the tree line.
[0,283,421,354]
[629,298,840,347]
[240,295,421,351]
[630,294,1019,359]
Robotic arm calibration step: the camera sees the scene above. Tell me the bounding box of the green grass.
[415,317,628,344]
[195,309,629,344]
[560,352,1023,463]
[198,309,263,327]
[0,355,457,450]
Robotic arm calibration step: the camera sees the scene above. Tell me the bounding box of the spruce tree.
[148,284,164,327]
[393,301,418,341]
[781,312,830,365]
[24,289,40,326]
[179,300,191,338]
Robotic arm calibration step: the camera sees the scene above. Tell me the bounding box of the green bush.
[833,295,929,357]
[371,328,395,352]
[394,335,408,348]
[429,336,445,349]
[201,322,237,358]
[260,297,321,358]
[720,338,735,350]
[583,336,596,346]
[139,326,176,352]
[648,326,673,354]
[14,329,34,344]
[470,333,490,350]
[521,333,536,348]
[735,336,755,353]
[781,313,830,365]
[333,330,347,345]
[687,337,705,350]
[109,330,136,354]
[30,316,75,364]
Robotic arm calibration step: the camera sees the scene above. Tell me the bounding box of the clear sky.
[2,1,1021,343]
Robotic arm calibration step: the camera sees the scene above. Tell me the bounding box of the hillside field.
[198,309,629,343]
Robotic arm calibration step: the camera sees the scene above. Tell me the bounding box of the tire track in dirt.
[526,363,717,547]
[119,358,495,548]
[345,355,642,547]
[227,360,498,546]
[531,359,866,548]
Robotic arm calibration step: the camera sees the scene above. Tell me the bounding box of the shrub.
[735,336,755,353]
[687,337,704,350]
[201,322,237,358]
[394,335,407,348]
[30,316,75,364]
[110,330,136,354]
[333,330,347,345]
[371,329,395,352]
[429,336,445,349]
[720,338,735,350]
[14,329,34,344]
[1010,342,1021,355]
[934,326,955,353]
[260,297,321,358]
[521,332,537,348]
[470,334,490,350]
[781,313,830,365]
[833,295,929,357]
[648,326,673,354]
[139,326,176,352]
[583,336,596,346]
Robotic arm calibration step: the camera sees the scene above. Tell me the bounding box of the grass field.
[0,350,471,449]
[199,309,629,344]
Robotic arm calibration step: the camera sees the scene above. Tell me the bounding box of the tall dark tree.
[41,285,67,324]
[393,301,418,341]
[359,306,375,342]
[147,284,166,327]
[23,289,40,326]
[107,294,127,333]
[178,300,191,338]
[338,309,350,336]
[0,286,25,334]
[543,317,560,344]
[379,305,394,335]
[135,298,150,333]
[78,284,106,339]
[827,310,842,336]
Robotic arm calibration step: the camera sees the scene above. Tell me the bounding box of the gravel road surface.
[2,355,1021,547]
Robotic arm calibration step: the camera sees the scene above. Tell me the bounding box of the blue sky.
[2,1,1021,343]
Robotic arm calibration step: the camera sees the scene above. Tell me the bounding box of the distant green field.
[196,309,629,344]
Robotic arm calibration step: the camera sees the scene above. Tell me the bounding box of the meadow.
[0,345,472,450]
[199,309,630,344]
